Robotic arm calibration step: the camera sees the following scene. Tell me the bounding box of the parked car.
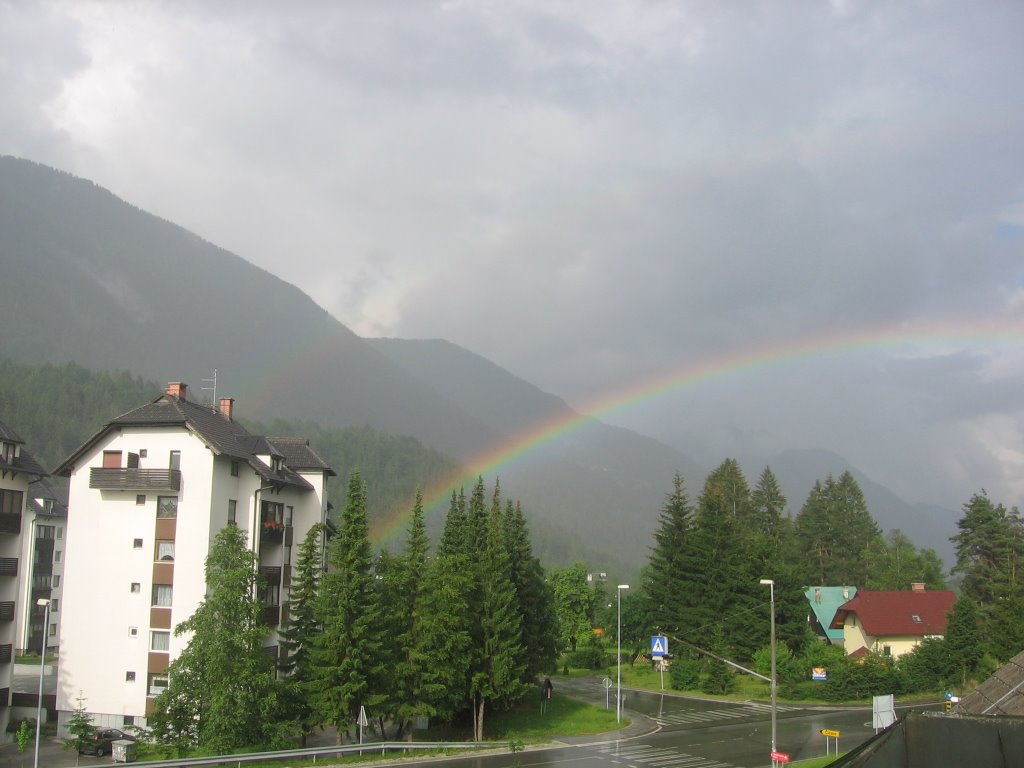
[78,727,135,756]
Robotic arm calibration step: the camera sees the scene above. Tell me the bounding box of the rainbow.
[367,317,1024,543]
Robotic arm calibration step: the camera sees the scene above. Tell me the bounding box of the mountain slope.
[0,156,704,570]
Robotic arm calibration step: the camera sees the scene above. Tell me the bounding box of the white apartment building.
[54,382,333,730]
[0,420,49,736]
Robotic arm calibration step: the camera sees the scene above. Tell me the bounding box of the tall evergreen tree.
[278,522,325,741]
[309,470,381,742]
[148,525,297,752]
[951,492,1024,606]
[643,473,698,637]
[503,499,558,680]
[469,501,528,740]
[794,472,882,586]
[750,466,787,559]
[689,459,759,658]
[943,596,983,686]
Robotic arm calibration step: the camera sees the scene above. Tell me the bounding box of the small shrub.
[669,658,701,690]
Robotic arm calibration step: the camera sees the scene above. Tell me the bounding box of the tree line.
[146,472,557,754]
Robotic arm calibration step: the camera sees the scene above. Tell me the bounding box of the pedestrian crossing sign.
[651,635,668,657]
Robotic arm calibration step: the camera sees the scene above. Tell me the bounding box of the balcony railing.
[263,605,280,627]
[0,602,14,622]
[89,468,182,491]
[0,514,20,535]
[0,645,12,664]
[0,559,17,577]
[260,522,289,544]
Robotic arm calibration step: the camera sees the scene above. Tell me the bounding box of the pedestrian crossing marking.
[592,742,735,768]
[652,703,800,726]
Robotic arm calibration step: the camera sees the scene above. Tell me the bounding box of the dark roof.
[27,477,68,518]
[956,649,1024,717]
[54,391,332,490]
[267,437,336,476]
[0,419,47,478]
[830,589,956,636]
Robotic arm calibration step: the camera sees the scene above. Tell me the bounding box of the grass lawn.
[479,695,624,742]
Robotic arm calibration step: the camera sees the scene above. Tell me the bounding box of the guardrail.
[63,739,516,768]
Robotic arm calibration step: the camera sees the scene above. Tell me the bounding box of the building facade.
[18,478,67,656]
[54,383,333,730]
[0,420,48,736]
[829,584,956,660]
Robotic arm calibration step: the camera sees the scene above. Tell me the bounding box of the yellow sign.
[820,729,840,738]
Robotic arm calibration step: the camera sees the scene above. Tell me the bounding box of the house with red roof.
[828,583,956,660]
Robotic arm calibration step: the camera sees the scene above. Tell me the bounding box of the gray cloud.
[2,0,1024,510]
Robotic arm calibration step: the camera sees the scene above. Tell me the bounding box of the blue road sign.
[651,635,668,657]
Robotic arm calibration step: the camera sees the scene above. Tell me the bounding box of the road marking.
[591,742,736,768]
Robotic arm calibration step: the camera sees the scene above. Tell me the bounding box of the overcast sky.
[3,0,1024,510]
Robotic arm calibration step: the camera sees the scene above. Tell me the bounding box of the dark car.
[78,727,135,756]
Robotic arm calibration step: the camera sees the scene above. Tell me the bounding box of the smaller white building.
[55,382,333,731]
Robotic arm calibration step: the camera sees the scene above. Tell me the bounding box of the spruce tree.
[309,470,381,742]
[277,523,325,741]
[469,500,528,740]
[643,473,698,637]
[503,499,558,680]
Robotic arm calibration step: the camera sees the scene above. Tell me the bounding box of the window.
[148,673,169,696]
[139,449,147,458]
[57,527,62,539]
[48,623,56,637]
[0,489,23,516]
[230,460,239,477]
[133,539,143,549]
[169,451,181,471]
[126,452,139,469]
[157,496,177,518]
[123,715,134,726]
[130,582,141,594]
[156,541,175,561]
[54,550,61,563]
[285,506,294,526]
[883,645,892,657]
[102,451,122,469]
[129,627,138,637]
[261,500,284,525]
[150,631,170,652]
[911,614,922,623]
[36,524,55,539]
[152,584,172,607]
[32,574,50,589]
[136,494,146,505]
[51,575,59,588]
[125,671,136,682]
[228,499,237,525]
[262,584,280,606]
[50,599,58,613]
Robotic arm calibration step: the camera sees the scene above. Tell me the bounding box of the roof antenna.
[200,369,218,406]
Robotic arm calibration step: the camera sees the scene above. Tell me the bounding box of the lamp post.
[34,598,50,768]
[616,584,629,723]
[759,579,777,761]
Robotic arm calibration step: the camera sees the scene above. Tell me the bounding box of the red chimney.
[166,382,188,399]
[218,397,235,421]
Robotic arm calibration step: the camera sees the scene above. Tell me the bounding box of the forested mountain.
[0,156,957,573]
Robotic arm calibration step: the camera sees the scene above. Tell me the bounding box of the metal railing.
[59,740,515,768]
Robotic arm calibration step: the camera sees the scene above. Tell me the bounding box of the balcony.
[0,559,17,577]
[0,602,14,622]
[89,468,181,491]
[259,566,282,586]
[0,514,20,536]
[263,605,280,627]
[260,521,291,545]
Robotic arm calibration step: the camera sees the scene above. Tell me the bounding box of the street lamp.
[34,598,50,768]
[759,579,777,761]
[616,584,629,723]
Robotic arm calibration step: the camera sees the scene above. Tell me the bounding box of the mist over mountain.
[0,156,959,574]
[0,156,698,571]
